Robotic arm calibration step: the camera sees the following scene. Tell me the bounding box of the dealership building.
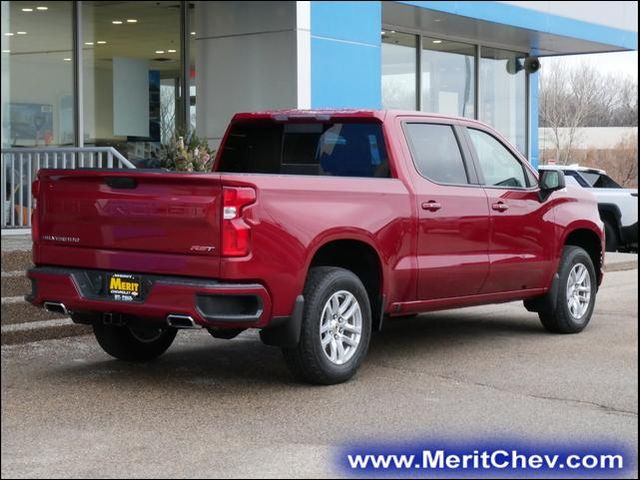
[1,0,637,231]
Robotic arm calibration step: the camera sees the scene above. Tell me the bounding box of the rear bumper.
[26,267,272,329]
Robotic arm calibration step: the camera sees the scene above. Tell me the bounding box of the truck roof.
[539,164,606,175]
[231,109,489,127]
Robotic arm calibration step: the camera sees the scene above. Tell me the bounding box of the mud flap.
[524,273,560,313]
[259,295,304,347]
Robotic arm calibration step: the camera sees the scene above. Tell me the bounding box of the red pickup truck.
[27,110,604,384]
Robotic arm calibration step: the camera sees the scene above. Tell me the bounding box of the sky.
[541,50,638,80]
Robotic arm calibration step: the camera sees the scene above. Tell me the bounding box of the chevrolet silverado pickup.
[27,110,605,384]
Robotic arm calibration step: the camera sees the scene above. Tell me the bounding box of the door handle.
[492,202,509,212]
[422,201,442,212]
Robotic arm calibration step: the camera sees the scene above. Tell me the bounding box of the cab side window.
[404,123,470,185]
[468,128,529,188]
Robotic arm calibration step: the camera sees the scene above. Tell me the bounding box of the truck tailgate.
[36,169,222,260]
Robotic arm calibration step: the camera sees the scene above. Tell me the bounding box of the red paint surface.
[29,110,604,326]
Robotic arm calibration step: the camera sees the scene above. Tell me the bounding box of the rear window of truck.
[217,122,390,178]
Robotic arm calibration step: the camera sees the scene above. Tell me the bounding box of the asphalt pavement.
[1,269,637,478]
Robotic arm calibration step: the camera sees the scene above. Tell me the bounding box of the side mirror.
[538,169,566,201]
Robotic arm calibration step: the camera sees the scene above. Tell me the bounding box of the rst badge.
[190,245,216,253]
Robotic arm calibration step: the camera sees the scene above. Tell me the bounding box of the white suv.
[539,164,638,252]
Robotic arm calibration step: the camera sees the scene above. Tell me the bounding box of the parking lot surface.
[2,269,637,478]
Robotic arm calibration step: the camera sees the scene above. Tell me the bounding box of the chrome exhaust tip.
[166,314,200,329]
[43,302,68,315]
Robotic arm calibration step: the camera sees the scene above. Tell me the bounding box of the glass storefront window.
[422,37,475,118]
[82,1,181,167]
[189,3,196,132]
[1,1,74,148]
[480,47,526,154]
[381,31,417,110]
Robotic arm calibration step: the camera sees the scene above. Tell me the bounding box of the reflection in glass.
[82,1,181,166]
[1,1,74,147]
[382,31,417,110]
[480,47,526,154]
[421,37,475,118]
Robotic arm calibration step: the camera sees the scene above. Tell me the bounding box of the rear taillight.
[222,187,256,257]
[31,180,40,242]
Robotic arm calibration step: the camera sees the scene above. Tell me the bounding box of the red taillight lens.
[32,179,40,198]
[222,187,256,257]
[31,180,40,242]
[31,208,39,242]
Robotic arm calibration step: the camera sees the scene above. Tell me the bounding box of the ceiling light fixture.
[432,40,443,44]
[21,8,33,12]
[97,40,107,44]
[2,50,10,53]
[85,42,94,45]
[63,58,71,61]
[4,32,14,36]
[126,19,138,23]
[190,31,196,35]
[155,50,165,54]
[167,49,176,53]
[17,31,27,35]
[36,6,48,10]
[112,20,123,24]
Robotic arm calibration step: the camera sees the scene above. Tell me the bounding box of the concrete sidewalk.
[1,233,637,345]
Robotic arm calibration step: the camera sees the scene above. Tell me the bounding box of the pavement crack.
[373,361,638,418]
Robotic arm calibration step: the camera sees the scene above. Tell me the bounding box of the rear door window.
[403,123,470,184]
[217,122,390,178]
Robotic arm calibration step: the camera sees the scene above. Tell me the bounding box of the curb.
[1,318,92,346]
[605,261,638,273]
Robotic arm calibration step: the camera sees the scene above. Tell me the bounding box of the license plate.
[108,273,141,302]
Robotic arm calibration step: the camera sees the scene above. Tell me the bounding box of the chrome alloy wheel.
[566,263,592,320]
[319,290,362,365]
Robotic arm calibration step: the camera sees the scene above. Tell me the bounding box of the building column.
[528,71,539,167]
[194,1,298,146]
[309,1,382,109]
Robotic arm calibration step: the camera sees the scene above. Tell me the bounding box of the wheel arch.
[306,236,386,331]
[562,227,604,286]
[598,203,623,240]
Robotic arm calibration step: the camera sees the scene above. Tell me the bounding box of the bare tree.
[159,86,176,144]
[539,63,615,164]
[610,132,638,187]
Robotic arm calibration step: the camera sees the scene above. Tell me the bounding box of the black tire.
[93,323,177,361]
[538,246,597,334]
[282,267,372,385]
[604,220,618,252]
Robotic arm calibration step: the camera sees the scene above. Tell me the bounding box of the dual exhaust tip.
[44,302,68,315]
[166,314,200,329]
[43,302,198,330]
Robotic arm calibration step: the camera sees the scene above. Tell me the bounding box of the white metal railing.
[2,147,136,231]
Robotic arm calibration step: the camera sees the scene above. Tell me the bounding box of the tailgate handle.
[106,177,137,189]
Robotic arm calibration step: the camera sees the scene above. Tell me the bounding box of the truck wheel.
[604,220,618,252]
[538,246,597,334]
[282,267,372,385]
[93,323,177,362]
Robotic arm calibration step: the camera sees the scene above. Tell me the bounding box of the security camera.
[523,56,541,73]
